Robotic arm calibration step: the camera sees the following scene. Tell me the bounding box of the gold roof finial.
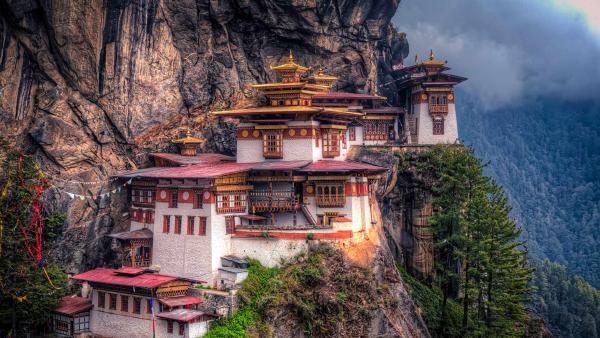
[289,49,294,63]
[429,49,435,61]
[415,53,420,64]
[186,128,192,137]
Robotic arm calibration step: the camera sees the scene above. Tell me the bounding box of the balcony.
[428,104,448,114]
[316,194,345,207]
[249,191,299,212]
[122,257,151,268]
[216,205,247,214]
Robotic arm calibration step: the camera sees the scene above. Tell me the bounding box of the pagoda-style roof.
[300,160,386,173]
[210,105,363,118]
[172,130,206,144]
[269,50,309,72]
[150,152,234,166]
[251,82,330,93]
[312,92,386,101]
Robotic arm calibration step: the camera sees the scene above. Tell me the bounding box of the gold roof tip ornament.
[422,49,448,66]
[172,128,206,144]
[269,49,309,72]
[415,53,420,65]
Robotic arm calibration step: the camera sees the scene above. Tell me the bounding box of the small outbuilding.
[51,296,92,337]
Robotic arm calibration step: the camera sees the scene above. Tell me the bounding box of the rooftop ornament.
[172,129,206,156]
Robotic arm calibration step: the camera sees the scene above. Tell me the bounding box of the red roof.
[150,153,234,166]
[300,160,386,173]
[54,296,92,316]
[108,228,153,240]
[251,160,310,170]
[361,107,405,114]
[156,309,217,322]
[313,92,385,100]
[115,267,145,275]
[71,268,177,289]
[159,296,203,308]
[118,162,254,179]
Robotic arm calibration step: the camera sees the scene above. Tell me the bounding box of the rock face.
[0,0,408,272]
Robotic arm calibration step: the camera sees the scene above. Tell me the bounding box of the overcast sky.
[393,0,600,110]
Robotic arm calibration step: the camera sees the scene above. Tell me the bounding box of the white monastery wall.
[153,199,214,281]
[231,237,309,267]
[415,103,459,144]
[188,321,210,338]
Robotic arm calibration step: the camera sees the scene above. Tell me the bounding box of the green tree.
[0,140,67,336]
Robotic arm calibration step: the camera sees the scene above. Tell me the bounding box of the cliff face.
[0,0,408,271]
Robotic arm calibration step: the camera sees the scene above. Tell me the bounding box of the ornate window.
[73,314,89,333]
[316,183,346,207]
[429,94,449,113]
[364,121,391,141]
[321,129,340,158]
[263,130,283,159]
[433,118,445,135]
[217,192,247,214]
[167,321,173,334]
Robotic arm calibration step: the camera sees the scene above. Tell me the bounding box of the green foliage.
[204,259,279,338]
[306,232,315,240]
[398,266,465,337]
[459,98,600,288]
[529,259,600,338]
[398,145,533,337]
[0,141,67,336]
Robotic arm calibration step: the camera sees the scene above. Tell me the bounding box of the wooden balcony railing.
[316,195,345,207]
[123,257,151,268]
[216,205,247,214]
[249,191,299,212]
[429,104,448,113]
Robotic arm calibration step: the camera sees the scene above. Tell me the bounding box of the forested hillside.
[529,259,600,338]
[458,93,600,288]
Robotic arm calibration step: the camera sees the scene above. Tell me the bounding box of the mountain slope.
[458,93,600,287]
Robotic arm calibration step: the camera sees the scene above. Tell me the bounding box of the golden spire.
[172,129,206,144]
[289,49,294,63]
[415,53,420,64]
[429,49,435,61]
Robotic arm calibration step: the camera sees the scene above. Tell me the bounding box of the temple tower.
[394,50,467,144]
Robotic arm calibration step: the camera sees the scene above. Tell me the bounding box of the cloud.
[393,0,600,109]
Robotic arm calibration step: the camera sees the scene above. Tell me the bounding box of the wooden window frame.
[187,216,195,235]
[120,295,129,312]
[97,291,105,308]
[193,191,203,209]
[133,297,141,314]
[225,216,235,235]
[262,130,283,159]
[169,190,178,208]
[216,192,247,214]
[198,217,207,236]
[163,215,170,233]
[433,118,445,135]
[109,293,117,310]
[316,183,346,207]
[179,322,185,336]
[167,320,173,333]
[348,127,356,141]
[321,129,340,158]
[174,216,182,234]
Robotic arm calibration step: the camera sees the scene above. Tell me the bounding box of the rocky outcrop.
[0,0,408,273]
